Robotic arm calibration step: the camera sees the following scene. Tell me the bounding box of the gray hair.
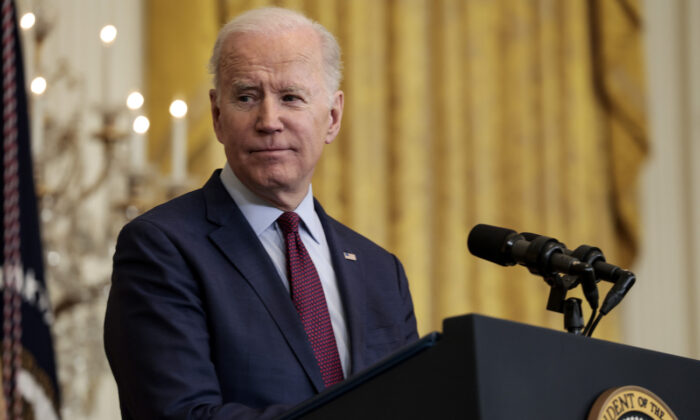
[208,7,342,96]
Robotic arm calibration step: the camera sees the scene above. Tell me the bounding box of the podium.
[280,314,700,419]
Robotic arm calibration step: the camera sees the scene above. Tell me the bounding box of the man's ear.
[325,90,344,145]
[209,89,222,143]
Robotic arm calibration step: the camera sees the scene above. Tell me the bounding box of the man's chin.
[245,172,305,195]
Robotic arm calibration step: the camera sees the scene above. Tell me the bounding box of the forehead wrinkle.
[231,80,259,91]
[278,85,307,93]
[221,56,317,93]
[226,63,322,98]
[223,52,316,74]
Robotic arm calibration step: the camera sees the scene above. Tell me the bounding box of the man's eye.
[282,94,301,102]
[238,95,252,103]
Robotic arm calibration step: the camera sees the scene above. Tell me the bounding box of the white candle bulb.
[20,13,35,30]
[100,25,117,44]
[127,91,144,110]
[30,76,47,94]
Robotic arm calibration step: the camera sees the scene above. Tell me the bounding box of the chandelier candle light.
[126,91,147,173]
[29,76,46,157]
[99,24,117,105]
[131,116,149,174]
[169,99,188,184]
[19,11,35,82]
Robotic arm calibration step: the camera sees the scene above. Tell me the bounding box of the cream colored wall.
[624,0,700,360]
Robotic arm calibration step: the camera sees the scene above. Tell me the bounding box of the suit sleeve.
[104,219,289,420]
[393,255,419,343]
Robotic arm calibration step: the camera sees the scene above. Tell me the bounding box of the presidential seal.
[588,385,677,420]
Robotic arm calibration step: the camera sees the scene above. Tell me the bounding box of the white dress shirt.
[219,163,350,376]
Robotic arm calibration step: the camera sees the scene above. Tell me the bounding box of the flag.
[2,0,60,418]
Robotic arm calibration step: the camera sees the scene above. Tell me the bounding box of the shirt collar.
[219,163,323,244]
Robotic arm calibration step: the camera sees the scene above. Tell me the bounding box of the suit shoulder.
[133,188,206,228]
[113,187,215,263]
[128,170,226,231]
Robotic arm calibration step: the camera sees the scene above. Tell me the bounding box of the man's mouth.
[250,147,293,155]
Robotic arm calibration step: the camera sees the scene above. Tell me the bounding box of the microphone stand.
[563,298,584,335]
[542,262,597,335]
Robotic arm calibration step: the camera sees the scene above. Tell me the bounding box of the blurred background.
[4,0,698,418]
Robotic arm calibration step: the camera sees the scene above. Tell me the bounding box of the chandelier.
[19,2,191,418]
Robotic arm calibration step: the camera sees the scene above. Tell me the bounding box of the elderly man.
[104,7,418,420]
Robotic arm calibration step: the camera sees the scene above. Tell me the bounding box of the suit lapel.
[202,174,325,392]
[314,201,369,375]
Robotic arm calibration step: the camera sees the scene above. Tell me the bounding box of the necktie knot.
[277,211,300,235]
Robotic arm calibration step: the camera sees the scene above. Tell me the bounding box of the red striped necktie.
[277,211,344,388]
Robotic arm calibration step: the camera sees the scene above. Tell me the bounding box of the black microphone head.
[468,224,520,266]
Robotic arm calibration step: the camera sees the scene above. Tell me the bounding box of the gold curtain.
[145,0,647,339]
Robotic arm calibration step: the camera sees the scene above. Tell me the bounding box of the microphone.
[599,270,635,315]
[467,224,635,337]
[468,224,598,310]
[521,231,636,335]
[522,233,625,284]
[560,244,622,284]
[467,224,588,278]
[586,269,636,336]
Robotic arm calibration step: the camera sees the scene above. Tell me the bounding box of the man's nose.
[255,97,284,133]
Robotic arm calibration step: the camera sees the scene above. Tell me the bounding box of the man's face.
[210,27,343,209]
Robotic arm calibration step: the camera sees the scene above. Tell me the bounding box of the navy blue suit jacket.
[104,171,418,419]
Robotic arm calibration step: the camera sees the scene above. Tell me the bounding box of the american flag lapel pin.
[343,251,357,261]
